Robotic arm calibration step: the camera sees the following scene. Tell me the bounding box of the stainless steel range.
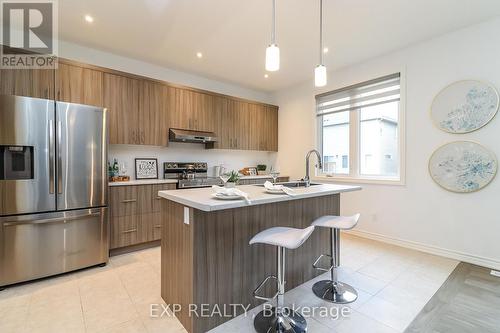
[164,162,223,189]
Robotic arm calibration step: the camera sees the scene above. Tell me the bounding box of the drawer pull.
[122,228,137,234]
[155,196,162,200]
[154,225,162,228]
[121,199,137,203]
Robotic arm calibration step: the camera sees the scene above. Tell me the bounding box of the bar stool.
[311,214,360,304]
[249,226,315,333]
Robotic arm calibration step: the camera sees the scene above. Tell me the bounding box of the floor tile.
[357,296,417,331]
[0,235,459,333]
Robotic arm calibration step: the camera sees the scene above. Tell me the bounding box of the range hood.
[169,128,218,144]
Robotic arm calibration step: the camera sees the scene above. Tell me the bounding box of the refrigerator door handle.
[57,121,63,194]
[49,120,55,194]
[2,212,101,227]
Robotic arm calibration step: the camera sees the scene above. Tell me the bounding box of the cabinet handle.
[154,225,162,228]
[121,199,137,203]
[122,228,137,234]
[45,88,49,98]
[155,196,162,200]
[141,131,145,144]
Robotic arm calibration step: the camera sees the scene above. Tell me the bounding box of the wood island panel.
[161,194,339,333]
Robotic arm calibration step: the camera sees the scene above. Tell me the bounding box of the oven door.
[0,95,56,216]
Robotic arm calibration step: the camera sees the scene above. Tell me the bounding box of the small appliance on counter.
[164,162,223,189]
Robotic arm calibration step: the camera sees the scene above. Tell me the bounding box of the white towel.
[264,181,296,196]
[212,186,251,204]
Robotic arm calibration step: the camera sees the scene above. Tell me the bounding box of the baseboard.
[109,240,160,257]
[346,229,500,271]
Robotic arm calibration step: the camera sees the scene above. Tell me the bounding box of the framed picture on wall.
[135,158,158,179]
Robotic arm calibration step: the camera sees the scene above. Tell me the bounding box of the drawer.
[110,186,139,217]
[141,212,163,242]
[110,215,140,249]
[152,184,176,212]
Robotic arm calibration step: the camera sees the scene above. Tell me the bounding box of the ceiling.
[59,0,500,92]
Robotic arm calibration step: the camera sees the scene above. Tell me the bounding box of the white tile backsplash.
[109,143,278,179]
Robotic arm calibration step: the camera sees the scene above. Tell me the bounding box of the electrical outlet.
[490,270,500,278]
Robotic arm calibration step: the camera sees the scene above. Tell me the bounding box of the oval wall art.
[429,141,497,193]
[431,80,499,133]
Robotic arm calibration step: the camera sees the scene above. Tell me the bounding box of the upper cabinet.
[213,98,278,152]
[0,68,54,99]
[103,73,140,145]
[169,88,215,132]
[140,80,168,146]
[56,62,103,106]
[33,58,279,151]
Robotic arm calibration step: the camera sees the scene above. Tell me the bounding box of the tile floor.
[0,235,459,333]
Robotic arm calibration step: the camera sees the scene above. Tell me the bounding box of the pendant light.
[265,0,280,71]
[315,0,327,87]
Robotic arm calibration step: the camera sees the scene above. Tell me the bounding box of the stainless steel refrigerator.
[0,95,109,287]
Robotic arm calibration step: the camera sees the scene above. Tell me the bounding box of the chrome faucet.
[304,149,323,187]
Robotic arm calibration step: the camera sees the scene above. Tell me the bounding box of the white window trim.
[315,70,407,186]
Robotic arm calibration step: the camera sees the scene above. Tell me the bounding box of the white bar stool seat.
[249,226,315,249]
[311,213,360,304]
[249,226,315,333]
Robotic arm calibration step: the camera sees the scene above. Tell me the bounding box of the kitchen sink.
[255,181,322,188]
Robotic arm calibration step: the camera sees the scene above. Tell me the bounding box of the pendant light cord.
[271,0,276,44]
[319,0,323,65]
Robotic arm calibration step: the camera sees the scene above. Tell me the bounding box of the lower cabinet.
[109,183,176,249]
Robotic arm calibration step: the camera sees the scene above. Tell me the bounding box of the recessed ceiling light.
[323,47,329,54]
[196,52,203,59]
[84,15,94,23]
[264,74,269,78]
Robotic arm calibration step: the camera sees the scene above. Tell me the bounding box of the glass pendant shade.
[265,44,280,71]
[315,65,327,87]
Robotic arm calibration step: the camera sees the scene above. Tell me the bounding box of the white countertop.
[109,179,178,186]
[158,183,361,212]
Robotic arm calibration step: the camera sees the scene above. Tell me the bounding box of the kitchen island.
[158,183,361,333]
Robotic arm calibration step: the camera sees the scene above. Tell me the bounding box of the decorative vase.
[225,182,236,188]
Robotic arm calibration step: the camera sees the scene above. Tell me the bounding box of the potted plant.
[225,170,241,188]
[257,164,267,175]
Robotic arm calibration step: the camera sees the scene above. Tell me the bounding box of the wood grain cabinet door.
[0,68,54,99]
[103,73,140,144]
[56,63,103,106]
[109,186,139,217]
[213,96,231,149]
[110,215,140,249]
[140,80,168,146]
[268,106,278,151]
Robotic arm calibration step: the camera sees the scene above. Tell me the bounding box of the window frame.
[315,71,406,186]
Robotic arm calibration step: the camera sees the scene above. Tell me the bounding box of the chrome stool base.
[312,280,358,304]
[254,307,307,333]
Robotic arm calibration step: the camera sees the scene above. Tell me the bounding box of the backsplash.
[109,143,278,179]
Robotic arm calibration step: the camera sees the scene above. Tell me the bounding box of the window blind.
[316,73,400,117]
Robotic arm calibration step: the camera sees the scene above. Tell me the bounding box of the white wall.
[58,40,277,175]
[274,18,500,267]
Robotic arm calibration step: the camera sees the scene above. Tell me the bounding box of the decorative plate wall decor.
[429,141,497,193]
[135,158,158,179]
[431,80,499,133]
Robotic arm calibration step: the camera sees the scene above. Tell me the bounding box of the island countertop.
[158,183,361,212]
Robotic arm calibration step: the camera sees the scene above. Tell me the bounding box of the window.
[317,73,404,183]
